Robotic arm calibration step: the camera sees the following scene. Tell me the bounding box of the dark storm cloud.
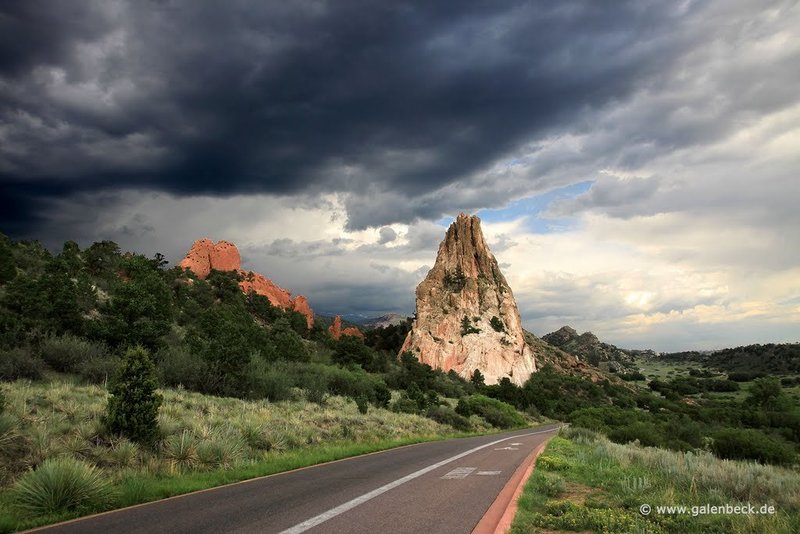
[1,0,692,234]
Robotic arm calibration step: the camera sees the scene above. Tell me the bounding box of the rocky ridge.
[542,325,637,369]
[400,213,536,385]
[179,238,314,328]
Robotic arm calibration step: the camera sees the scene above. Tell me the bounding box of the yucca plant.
[197,436,245,469]
[12,457,114,516]
[109,439,140,469]
[163,430,198,472]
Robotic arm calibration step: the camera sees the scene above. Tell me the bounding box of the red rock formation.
[180,238,314,327]
[400,213,536,385]
[328,315,364,340]
[292,296,314,329]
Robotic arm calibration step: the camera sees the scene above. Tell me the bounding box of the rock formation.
[179,239,314,328]
[542,325,635,366]
[400,213,536,385]
[328,315,365,340]
[179,239,241,279]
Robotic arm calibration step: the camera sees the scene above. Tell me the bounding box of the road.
[32,425,560,534]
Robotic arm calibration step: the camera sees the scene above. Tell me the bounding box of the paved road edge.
[472,427,559,534]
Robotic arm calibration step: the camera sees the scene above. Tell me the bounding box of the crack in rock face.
[400,213,536,386]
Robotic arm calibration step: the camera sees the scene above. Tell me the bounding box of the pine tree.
[104,347,162,445]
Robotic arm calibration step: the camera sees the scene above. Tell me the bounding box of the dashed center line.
[476,471,502,476]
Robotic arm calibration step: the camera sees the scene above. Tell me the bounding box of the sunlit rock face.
[180,238,314,328]
[400,214,536,385]
[328,315,365,340]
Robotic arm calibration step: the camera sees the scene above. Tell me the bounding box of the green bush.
[711,428,796,465]
[608,421,664,448]
[455,398,472,417]
[11,457,114,516]
[40,335,108,373]
[560,426,600,444]
[104,347,162,445]
[534,472,566,497]
[373,381,391,408]
[426,405,472,431]
[391,396,419,414]
[490,316,506,333]
[466,395,525,428]
[246,359,293,402]
[536,454,571,471]
[355,395,369,415]
[0,347,44,380]
[77,356,119,385]
[157,346,209,391]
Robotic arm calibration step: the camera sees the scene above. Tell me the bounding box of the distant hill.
[523,330,619,384]
[362,313,407,329]
[542,326,654,370]
[659,343,800,374]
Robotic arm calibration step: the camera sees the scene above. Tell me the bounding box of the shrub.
[356,395,369,415]
[391,396,419,414]
[560,426,600,444]
[104,347,162,445]
[0,347,44,380]
[535,472,566,497]
[536,454,571,471]
[460,316,480,335]
[426,405,472,431]
[455,398,472,417]
[466,395,526,428]
[78,356,119,385]
[163,430,198,472]
[246,360,293,402]
[157,346,209,392]
[608,421,664,448]
[11,457,114,516]
[490,316,506,333]
[711,428,796,465]
[373,381,391,408]
[40,335,108,373]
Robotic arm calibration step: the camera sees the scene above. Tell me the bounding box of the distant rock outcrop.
[179,238,314,328]
[542,325,634,367]
[328,315,364,340]
[400,213,536,385]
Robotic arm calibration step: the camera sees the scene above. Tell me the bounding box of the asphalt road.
[32,424,560,534]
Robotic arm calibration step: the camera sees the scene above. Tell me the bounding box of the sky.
[1,0,798,351]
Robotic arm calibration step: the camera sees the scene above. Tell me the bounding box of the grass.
[511,427,800,533]
[0,378,505,532]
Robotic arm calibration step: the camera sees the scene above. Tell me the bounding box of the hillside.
[658,343,800,375]
[542,325,653,370]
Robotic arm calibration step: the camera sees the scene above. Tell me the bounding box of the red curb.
[472,435,555,534]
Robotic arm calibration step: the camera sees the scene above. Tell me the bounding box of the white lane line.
[476,471,502,476]
[278,427,557,534]
[494,446,519,450]
[509,442,522,446]
[441,467,476,479]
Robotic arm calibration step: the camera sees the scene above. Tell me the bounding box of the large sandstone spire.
[400,214,536,385]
